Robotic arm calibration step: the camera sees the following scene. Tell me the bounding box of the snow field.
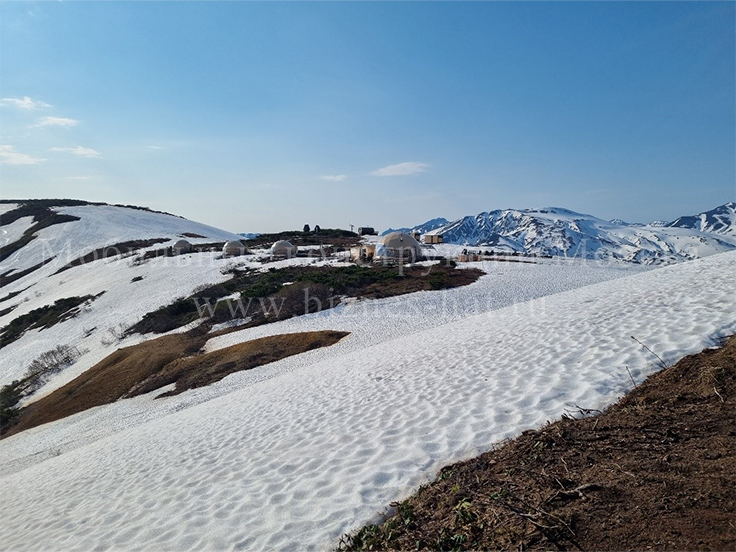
[0,251,733,551]
[0,204,242,280]
[0,256,642,467]
[0,203,19,217]
[0,215,35,247]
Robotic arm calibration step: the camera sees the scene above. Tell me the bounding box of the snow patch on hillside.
[0,204,241,277]
[0,203,19,217]
[0,216,34,247]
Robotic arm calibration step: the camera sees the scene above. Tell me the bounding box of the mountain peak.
[666,202,736,237]
[400,202,736,264]
[531,207,585,216]
[381,217,449,236]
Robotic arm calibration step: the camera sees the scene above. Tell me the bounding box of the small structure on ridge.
[172,239,193,255]
[374,232,422,263]
[223,240,247,257]
[271,240,297,259]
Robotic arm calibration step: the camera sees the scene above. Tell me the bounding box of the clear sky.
[0,1,734,233]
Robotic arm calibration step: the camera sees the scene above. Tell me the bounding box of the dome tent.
[172,239,192,255]
[271,240,297,259]
[222,240,246,257]
[374,232,422,262]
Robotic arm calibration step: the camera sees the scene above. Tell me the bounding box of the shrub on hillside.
[0,381,23,428]
[0,344,87,431]
[24,345,87,394]
[270,282,334,320]
[0,295,101,348]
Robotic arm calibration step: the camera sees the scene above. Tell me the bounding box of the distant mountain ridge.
[396,203,736,264]
[666,201,736,237]
[381,217,449,236]
[237,232,261,240]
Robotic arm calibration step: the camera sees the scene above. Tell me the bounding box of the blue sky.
[0,1,733,233]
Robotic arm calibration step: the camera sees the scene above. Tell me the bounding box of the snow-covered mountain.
[666,201,736,237]
[608,218,644,227]
[0,200,246,387]
[414,204,736,264]
[381,217,449,236]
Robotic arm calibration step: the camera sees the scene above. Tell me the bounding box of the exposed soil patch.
[0,198,181,218]
[339,336,736,551]
[127,330,348,398]
[54,238,169,274]
[0,203,80,262]
[134,241,231,262]
[0,293,104,349]
[0,198,188,264]
[3,332,199,437]
[0,199,90,226]
[0,288,29,304]
[0,257,56,287]
[128,263,484,336]
[180,232,207,238]
[2,329,348,437]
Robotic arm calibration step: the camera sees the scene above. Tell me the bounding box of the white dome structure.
[222,240,246,257]
[271,240,297,259]
[374,232,422,262]
[172,239,192,255]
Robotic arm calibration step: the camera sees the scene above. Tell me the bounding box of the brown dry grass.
[127,330,348,398]
[339,335,736,551]
[4,330,348,438]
